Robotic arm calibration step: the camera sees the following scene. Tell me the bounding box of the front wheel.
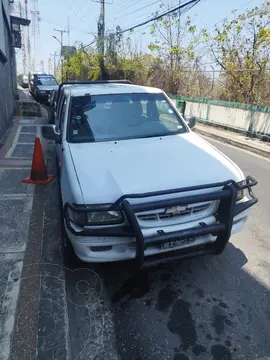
[55,157,76,262]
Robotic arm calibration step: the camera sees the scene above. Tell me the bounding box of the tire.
[55,156,76,262]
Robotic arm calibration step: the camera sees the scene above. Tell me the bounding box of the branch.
[211,48,246,89]
[155,25,173,47]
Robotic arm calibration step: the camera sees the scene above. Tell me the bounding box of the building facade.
[0,0,17,142]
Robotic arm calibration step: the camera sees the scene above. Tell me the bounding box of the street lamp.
[52,35,63,81]
[52,35,61,46]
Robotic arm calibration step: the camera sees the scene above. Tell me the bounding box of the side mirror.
[42,125,60,143]
[184,115,196,129]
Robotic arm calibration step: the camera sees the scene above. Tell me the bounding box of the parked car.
[20,74,29,89]
[42,80,258,267]
[29,72,46,94]
[30,74,58,103]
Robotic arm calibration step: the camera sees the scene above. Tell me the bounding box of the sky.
[15,0,264,74]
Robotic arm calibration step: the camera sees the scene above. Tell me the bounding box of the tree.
[205,1,270,104]
[62,46,100,81]
[148,5,201,94]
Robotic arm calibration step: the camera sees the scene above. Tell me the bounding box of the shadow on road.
[63,236,270,360]
[98,244,270,360]
[37,145,270,360]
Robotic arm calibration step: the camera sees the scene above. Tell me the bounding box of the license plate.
[160,236,195,250]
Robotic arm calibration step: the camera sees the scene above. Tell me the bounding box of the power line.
[196,0,257,31]
[192,0,262,60]
[116,0,202,35]
[107,0,142,16]
[40,17,92,34]
[80,39,97,50]
[79,1,99,22]
[113,1,161,21]
[67,0,76,11]
[75,0,201,50]
[73,0,86,16]
[119,0,197,35]
[211,0,257,27]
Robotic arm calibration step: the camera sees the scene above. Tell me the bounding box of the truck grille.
[137,202,215,225]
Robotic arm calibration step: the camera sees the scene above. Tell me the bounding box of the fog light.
[90,246,112,252]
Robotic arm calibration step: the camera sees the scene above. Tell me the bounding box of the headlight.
[236,180,245,201]
[67,207,123,226]
[40,90,46,94]
[87,210,123,225]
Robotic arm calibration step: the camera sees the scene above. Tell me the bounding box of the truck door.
[56,95,67,176]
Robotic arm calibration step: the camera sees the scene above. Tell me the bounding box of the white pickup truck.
[42,80,258,267]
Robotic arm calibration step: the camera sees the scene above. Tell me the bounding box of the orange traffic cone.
[22,137,55,184]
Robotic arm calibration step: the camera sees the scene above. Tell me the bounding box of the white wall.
[253,112,270,134]
[208,105,250,131]
[176,99,270,135]
[170,99,177,107]
[186,102,208,121]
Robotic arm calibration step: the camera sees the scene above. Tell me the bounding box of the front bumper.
[64,176,258,267]
[37,92,51,101]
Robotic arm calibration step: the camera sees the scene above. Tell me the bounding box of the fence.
[169,95,270,140]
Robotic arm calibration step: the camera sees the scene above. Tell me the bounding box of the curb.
[195,128,270,159]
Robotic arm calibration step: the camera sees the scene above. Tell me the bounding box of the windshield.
[68,93,187,143]
[36,77,57,86]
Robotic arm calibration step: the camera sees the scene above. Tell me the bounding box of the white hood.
[68,133,244,204]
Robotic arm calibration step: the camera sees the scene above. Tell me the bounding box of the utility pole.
[19,0,27,74]
[67,16,70,46]
[25,0,31,75]
[97,0,105,80]
[54,28,68,81]
[48,56,53,75]
[41,60,44,73]
[50,51,58,77]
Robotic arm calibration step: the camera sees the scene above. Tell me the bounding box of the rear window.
[67,93,186,143]
[35,76,58,86]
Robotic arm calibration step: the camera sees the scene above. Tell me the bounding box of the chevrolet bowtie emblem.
[165,205,187,215]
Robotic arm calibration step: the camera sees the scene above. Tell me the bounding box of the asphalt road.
[39,138,270,360]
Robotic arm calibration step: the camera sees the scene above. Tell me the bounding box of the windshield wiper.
[137,132,181,139]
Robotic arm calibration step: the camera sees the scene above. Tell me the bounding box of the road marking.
[5,126,22,158]
[203,136,270,162]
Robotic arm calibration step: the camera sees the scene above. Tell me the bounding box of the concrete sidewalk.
[0,89,48,359]
[194,123,270,158]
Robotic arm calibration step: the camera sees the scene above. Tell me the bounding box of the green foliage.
[60,1,270,105]
[204,1,270,104]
